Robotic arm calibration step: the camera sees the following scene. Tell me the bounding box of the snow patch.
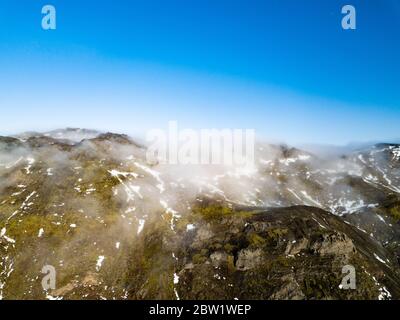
[96,256,105,271]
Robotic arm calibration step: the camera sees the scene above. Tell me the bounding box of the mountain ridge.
[1,129,400,300]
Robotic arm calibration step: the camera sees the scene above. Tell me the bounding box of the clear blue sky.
[0,0,399,144]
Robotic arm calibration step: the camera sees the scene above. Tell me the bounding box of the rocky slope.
[1,129,400,300]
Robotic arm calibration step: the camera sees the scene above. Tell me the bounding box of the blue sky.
[0,0,399,145]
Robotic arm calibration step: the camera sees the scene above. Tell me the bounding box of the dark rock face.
[173,205,400,300]
[0,136,23,150]
[25,136,73,151]
[93,133,133,145]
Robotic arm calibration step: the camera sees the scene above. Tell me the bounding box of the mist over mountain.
[1,128,400,300]
[299,140,400,159]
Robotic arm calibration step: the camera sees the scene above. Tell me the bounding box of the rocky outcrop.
[174,205,400,300]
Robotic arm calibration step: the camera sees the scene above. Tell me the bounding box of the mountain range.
[1,128,400,300]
